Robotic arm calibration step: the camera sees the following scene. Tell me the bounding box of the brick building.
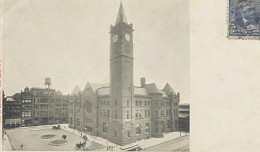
[179,103,190,132]
[4,78,75,126]
[69,3,180,146]
[3,94,22,128]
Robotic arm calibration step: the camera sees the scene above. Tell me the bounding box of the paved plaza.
[4,125,105,151]
[3,124,189,151]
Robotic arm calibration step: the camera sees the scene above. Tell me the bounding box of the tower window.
[115,100,117,106]
[127,100,129,107]
[115,110,117,119]
[128,132,130,137]
[127,111,129,119]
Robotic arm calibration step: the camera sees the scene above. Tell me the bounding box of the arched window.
[102,123,108,133]
[145,123,150,132]
[136,124,141,134]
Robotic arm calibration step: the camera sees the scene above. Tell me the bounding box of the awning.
[5,119,21,124]
[179,113,189,118]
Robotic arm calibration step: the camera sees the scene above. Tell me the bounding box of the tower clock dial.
[112,35,118,43]
[125,34,130,41]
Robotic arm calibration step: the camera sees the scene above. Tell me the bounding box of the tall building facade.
[69,3,180,146]
[3,94,22,128]
[3,78,75,127]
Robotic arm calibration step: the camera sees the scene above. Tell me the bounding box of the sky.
[3,0,189,102]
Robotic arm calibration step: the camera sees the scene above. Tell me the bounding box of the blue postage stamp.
[228,0,260,39]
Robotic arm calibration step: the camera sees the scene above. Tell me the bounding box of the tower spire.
[115,2,127,25]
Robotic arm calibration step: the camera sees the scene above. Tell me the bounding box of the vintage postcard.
[1,0,189,151]
[228,0,260,39]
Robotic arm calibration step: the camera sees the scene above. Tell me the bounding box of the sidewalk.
[2,134,12,151]
[59,124,119,151]
[136,132,188,149]
[59,124,186,151]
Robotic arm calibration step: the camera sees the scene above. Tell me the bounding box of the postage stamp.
[228,0,260,39]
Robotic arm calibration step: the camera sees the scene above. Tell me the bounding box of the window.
[108,101,110,106]
[138,111,141,118]
[135,111,138,118]
[100,110,103,116]
[139,101,142,106]
[115,100,117,106]
[127,111,129,119]
[102,123,108,133]
[135,101,138,106]
[127,100,129,107]
[114,131,117,137]
[145,123,150,132]
[167,120,171,128]
[155,110,158,117]
[144,101,147,106]
[107,110,110,117]
[77,118,80,126]
[136,124,141,134]
[115,110,117,119]
[128,132,131,137]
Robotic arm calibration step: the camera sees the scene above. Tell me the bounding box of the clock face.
[125,34,130,41]
[112,35,118,43]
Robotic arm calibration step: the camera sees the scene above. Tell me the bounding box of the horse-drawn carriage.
[75,141,86,149]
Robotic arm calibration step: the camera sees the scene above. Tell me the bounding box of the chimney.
[140,77,146,87]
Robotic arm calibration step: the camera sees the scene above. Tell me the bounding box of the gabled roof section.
[144,83,161,94]
[115,2,128,25]
[83,82,109,93]
[163,83,177,96]
[134,87,148,96]
[71,85,81,95]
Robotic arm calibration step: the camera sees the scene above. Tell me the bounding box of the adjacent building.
[4,78,74,127]
[178,103,190,132]
[69,3,180,146]
[3,94,22,128]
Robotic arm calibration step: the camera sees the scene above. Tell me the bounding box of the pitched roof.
[84,82,109,93]
[115,2,127,25]
[71,85,81,95]
[144,83,161,94]
[134,87,148,96]
[163,83,177,96]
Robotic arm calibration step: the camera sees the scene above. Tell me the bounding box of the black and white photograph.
[2,0,189,151]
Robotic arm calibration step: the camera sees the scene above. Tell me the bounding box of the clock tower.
[109,2,136,145]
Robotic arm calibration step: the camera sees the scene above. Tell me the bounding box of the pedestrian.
[81,133,82,137]
[21,143,23,150]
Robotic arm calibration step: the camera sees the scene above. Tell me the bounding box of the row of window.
[135,100,150,107]
[102,123,150,136]
[154,109,178,117]
[135,110,150,118]
[22,99,31,103]
[99,100,151,107]
[100,110,110,117]
[22,112,31,117]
